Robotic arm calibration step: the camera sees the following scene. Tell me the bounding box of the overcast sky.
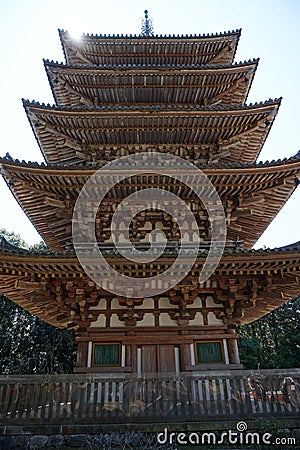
[0,0,299,248]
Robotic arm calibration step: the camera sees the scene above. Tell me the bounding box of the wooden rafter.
[59,29,241,66]
[23,100,280,165]
[0,244,299,327]
[45,60,257,108]
[1,157,299,251]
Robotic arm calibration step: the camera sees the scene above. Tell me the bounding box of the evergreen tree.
[238,295,300,369]
[0,229,76,374]
[0,228,27,248]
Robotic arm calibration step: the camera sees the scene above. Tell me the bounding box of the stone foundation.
[0,420,299,449]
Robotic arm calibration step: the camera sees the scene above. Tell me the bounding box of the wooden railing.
[0,369,299,424]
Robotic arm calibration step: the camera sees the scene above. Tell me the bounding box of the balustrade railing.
[0,369,299,424]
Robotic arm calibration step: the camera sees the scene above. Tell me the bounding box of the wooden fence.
[0,370,299,424]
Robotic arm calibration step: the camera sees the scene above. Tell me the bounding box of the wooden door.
[157,344,176,372]
[141,345,157,372]
[141,344,176,372]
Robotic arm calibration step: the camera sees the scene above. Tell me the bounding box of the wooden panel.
[157,345,176,373]
[141,345,157,372]
[141,344,176,372]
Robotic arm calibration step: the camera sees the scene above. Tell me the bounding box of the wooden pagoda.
[0,23,299,374]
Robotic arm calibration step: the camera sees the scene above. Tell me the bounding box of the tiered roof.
[23,99,280,165]
[1,155,299,251]
[0,243,299,328]
[58,29,241,66]
[45,59,257,107]
[0,26,299,327]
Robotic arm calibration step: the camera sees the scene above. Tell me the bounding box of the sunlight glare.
[68,23,83,40]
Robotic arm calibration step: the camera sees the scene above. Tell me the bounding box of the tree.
[0,229,77,374]
[0,228,27,248]
[238,295,300,369]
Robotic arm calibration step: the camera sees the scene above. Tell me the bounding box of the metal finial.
[141,10,154,37]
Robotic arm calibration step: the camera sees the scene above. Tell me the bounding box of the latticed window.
[195,341,224,364]
[92,343,121,366]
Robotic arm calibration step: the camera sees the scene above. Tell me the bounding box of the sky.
[0,0,299,248]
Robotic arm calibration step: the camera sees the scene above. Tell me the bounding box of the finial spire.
[141,10,154,37]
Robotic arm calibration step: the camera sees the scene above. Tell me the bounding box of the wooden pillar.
[76,340,88,368]
[227,337,240,364]
[131,344,137,373]
[125,344,132,368]
[179,343,191,371]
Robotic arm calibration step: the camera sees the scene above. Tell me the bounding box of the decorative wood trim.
[185,363,243,371]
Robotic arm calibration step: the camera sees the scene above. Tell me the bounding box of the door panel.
[141,345,157,372]
[157,345,176,372]
[141,344,177,372]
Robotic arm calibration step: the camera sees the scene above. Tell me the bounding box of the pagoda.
[0,14,299,374]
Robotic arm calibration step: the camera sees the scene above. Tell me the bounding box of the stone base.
[0,420,299,449]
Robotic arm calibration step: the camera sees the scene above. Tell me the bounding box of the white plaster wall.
[136,313,155,327]
[111,298,124,309]
[158,297,171,309]
[110,314,126,327]
[135,298,154,309]
[193,297,202,308]
[159,312,175,326]
[206,296,216,307]
[193,311,204,325]
[89,298,106,310]
[90,314,106,328]
[207,311,223,324]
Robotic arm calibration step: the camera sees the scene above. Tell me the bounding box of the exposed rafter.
[58,28,241,66]
[23,100,280,165]
[1,157,299,251]
[44,59,258,108]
